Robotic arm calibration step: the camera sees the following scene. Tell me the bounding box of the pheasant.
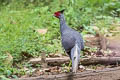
[54,10,84,72]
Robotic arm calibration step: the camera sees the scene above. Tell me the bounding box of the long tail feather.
[71,41,81,73]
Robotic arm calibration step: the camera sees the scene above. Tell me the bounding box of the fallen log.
[80,57,120,65]
[29,57,70,66]
[13,67,120,80]
[29,57,120,66]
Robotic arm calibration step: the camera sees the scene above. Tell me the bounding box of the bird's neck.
[59,14,68,33]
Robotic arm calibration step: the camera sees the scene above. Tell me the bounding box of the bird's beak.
[53,14,56,18]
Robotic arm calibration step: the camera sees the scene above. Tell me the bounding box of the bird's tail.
[71,41,81,73]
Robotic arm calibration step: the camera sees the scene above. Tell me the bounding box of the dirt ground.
[107,36,120,57]
[13,67,120,80]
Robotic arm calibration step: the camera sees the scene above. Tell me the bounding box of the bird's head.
[54,9,65,18]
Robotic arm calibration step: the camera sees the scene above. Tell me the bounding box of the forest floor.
[11,32,120,80]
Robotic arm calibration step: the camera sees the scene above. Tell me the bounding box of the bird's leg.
[67,60,72,72]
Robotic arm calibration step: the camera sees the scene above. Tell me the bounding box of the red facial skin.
[54,11,61,18]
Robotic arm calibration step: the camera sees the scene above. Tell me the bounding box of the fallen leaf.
[36,29,48,34]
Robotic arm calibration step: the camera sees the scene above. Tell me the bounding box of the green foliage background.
[0,0,120,77]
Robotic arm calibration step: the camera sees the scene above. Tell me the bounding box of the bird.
[54,9,84,73]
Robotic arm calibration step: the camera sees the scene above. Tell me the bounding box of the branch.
[29,57,120,66]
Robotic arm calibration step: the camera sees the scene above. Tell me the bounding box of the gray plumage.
[54,10,84,72]
[60,14,84,57]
